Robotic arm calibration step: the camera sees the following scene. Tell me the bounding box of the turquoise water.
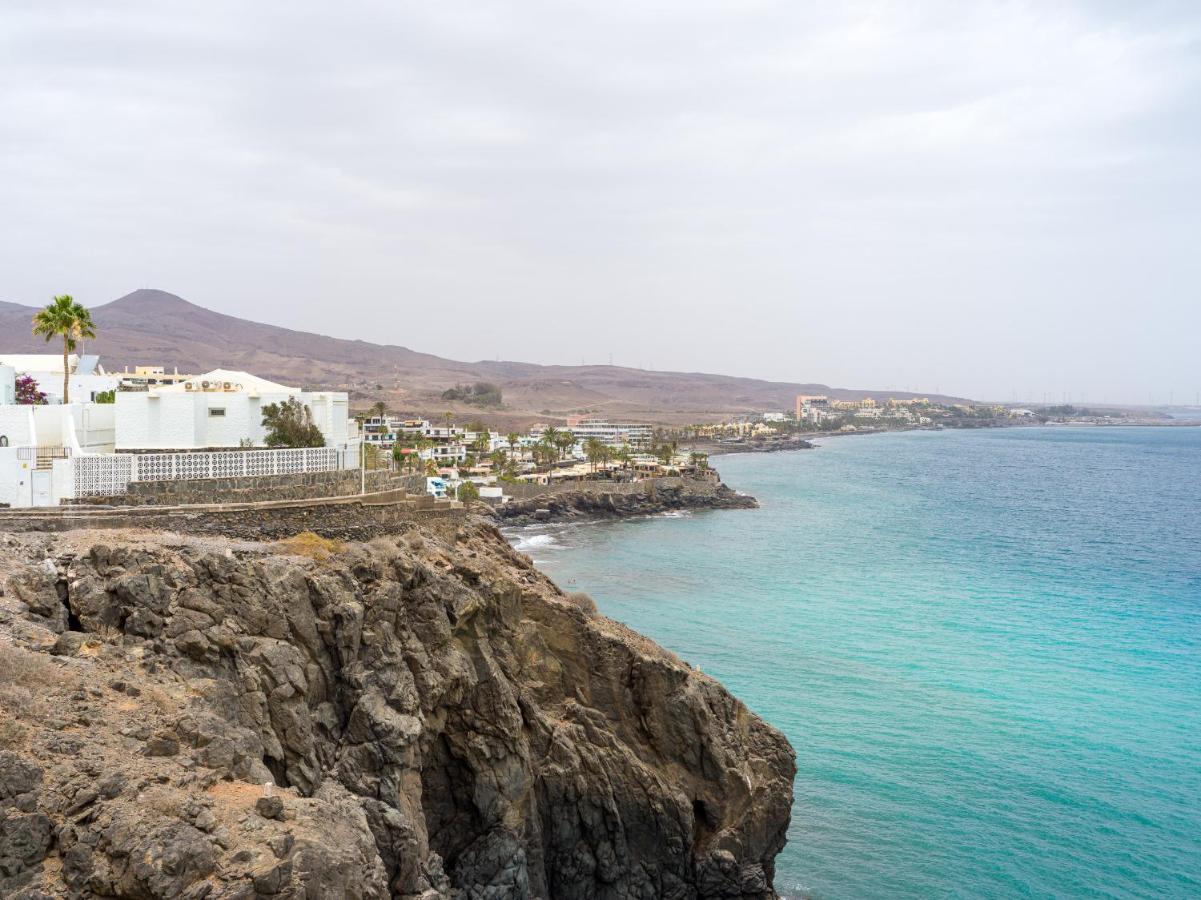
[512,427,1201,899]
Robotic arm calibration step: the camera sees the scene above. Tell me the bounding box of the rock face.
[0,520,795,898]
[493,480,758,527]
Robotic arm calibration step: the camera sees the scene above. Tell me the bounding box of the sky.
[2,1,1199,404]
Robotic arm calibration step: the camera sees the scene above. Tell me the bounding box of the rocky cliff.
[0,519,795,898]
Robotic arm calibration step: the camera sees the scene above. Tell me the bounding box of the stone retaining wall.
[72,468,413,507]
[0,493,464,541]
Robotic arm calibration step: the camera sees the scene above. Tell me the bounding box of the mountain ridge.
[0,289,969,423]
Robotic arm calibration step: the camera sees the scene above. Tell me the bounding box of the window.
[209,408,226,417]
[0,435,7,447]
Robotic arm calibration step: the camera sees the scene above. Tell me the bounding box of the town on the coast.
[0,295,1150,511]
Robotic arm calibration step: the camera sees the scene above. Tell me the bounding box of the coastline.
[695,418,1201,460]
[489,473,757,526]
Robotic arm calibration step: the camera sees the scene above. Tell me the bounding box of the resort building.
[796,395,831,423]
[114,369,350,450]
[117,365,194,390]
[532,418,653,449]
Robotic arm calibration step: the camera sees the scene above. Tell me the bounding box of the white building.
[0,354,119,404]
[114,369,350,450]
[533,419,653,449]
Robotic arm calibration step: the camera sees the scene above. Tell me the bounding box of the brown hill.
[1,289,967,423]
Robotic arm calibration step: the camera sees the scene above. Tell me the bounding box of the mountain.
[0,289,967,423]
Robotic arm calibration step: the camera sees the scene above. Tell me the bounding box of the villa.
[0,361,359,508]
[114,369,350,450]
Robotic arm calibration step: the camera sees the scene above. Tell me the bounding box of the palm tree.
[32,295,95,404]
[506,431,521,462]
[370,401,388,420]
[584,438,605,473]
[556,430,576,461]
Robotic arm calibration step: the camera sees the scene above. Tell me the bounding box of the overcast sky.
[2,1,1199,403]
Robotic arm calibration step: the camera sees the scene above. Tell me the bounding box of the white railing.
[69,447,343,498]
[70,454,134,498]
[131,447,338,483]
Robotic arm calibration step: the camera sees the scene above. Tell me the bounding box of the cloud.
[1,0,1199,402]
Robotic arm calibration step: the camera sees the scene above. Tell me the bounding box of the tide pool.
[514,427,1201,899]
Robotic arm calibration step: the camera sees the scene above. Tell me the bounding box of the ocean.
[508,427,1201,899]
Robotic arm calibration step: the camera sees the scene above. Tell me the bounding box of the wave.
[512,533,559,553]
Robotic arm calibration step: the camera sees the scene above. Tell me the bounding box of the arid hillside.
[1,289,967,424]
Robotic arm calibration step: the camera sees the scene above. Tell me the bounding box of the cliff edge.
[0,520,795,898]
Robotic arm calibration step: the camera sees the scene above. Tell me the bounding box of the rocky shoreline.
[693,436,816,456]
[0,519,795,898]
[489,477,758,526]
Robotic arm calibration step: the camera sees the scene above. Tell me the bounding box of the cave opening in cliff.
[420,732,485,867]
[264,754,290,790]
[56,579,83,632]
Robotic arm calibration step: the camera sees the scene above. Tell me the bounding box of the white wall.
[0,405,38,507]
[115,390,350,450]
[0,365,14,404]
[30,405,66,447]
[0,448,32,507]
[0,406,36,447]
[76,403,116,453]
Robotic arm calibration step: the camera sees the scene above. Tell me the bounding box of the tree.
[584,437,605,472]
[458,480,480,502]
[94,389,115,404]
[363,443,384,470]
[440,382,503,407]
[506,431,521,461]
[370,401,388,420]
[14,374,47,405]
[261,398,326,447]
[555,430,576,461]
[31,295,95,404]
